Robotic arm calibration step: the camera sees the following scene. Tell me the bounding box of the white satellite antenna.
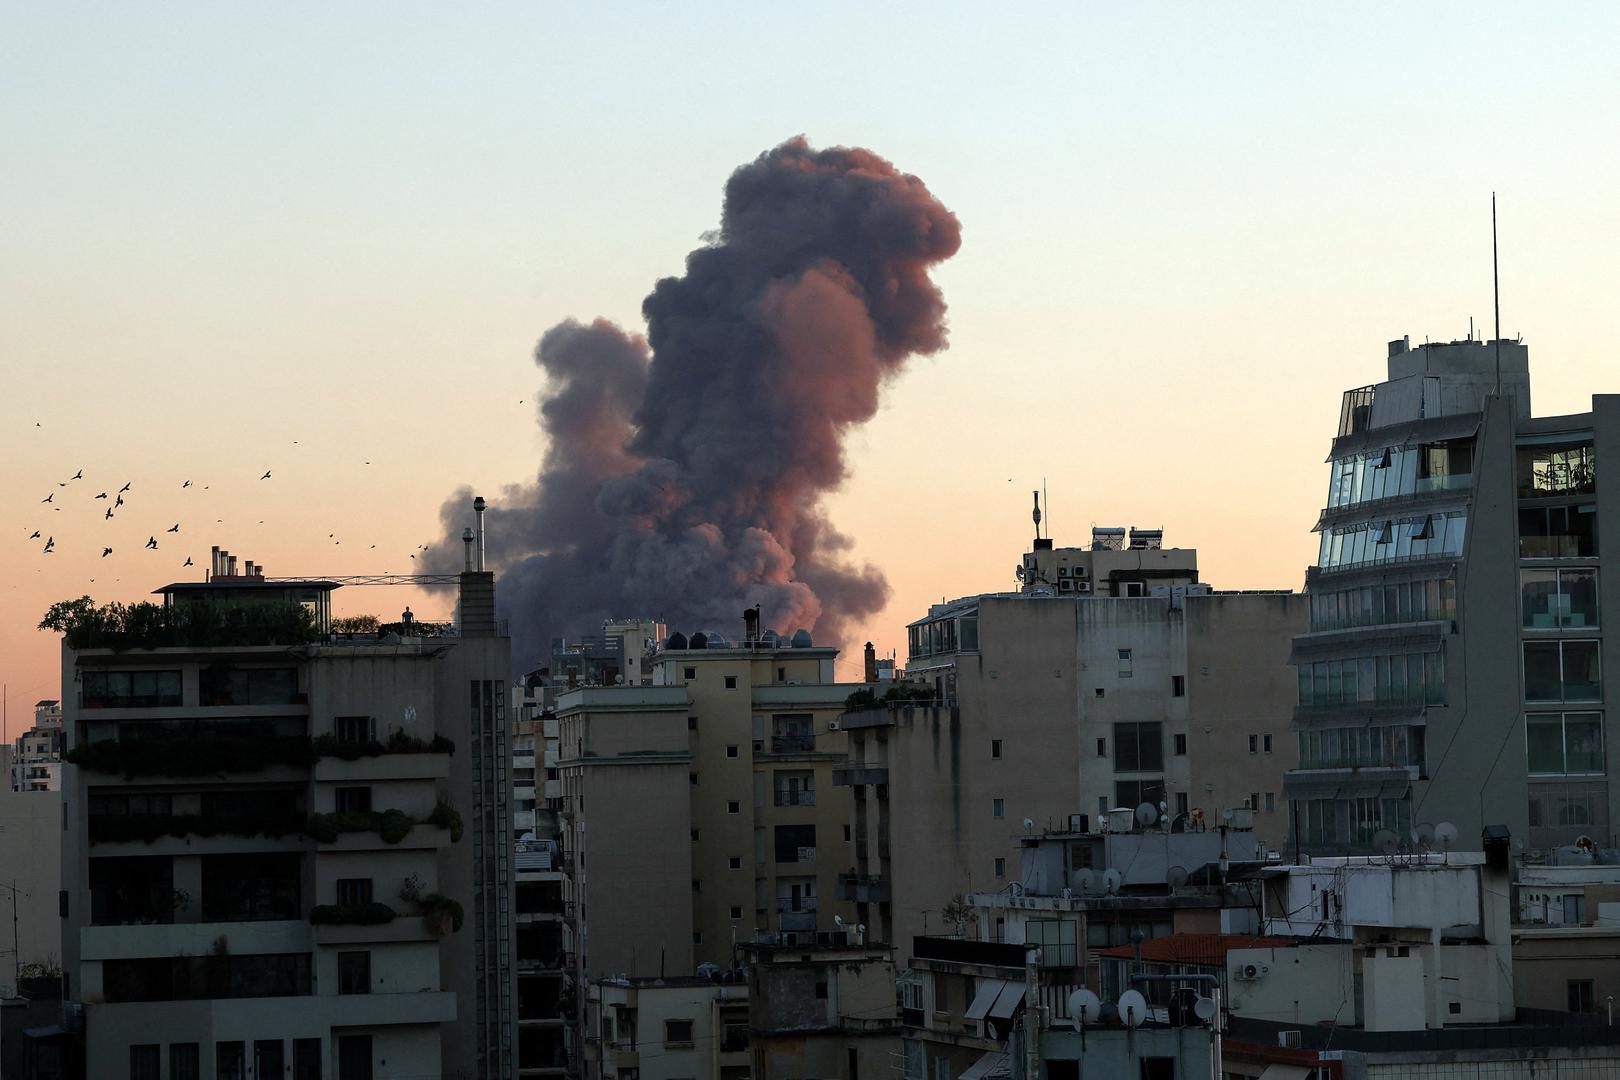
[1413,822,1437,851]
[1372,829,1399,856]
[1435,822,1459,852]
[1166,865,1189,890]
[1193,996,1217,1024]
[1102,868,1123,895]
[1118,989,1148,1028]
[834,915,846,930]
[1135,802,1159,829]
[1023,816,1036,832]
[1068,988,1102,1029]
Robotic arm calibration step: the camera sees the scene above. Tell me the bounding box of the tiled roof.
[1094,933,1299,966]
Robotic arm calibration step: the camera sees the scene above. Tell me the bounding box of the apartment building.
[840,532,1301,957]
[512,676,569,1078]
[10,698,64,792]
[58,507,514,1080]
[554,616,873,1070]
[582,975,750,1080]
[1286,335,1620,855]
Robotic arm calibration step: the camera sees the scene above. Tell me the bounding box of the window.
[1173,733,1187,756]
[726,744,740,758]
[199,666,298,706]
[1525,640,1602,702]
[1518,439,1595,499]
[170,1044,201,1080]
[727,800,741,814]
[1249,792,1260,811]
[1263,734,1273,753]
[254,1042,283,1080]
[684,667,697,680]
[81,669,182,708]
[338,951,370,995]
[1248,734,1258,754]
[1097,738,1107,757]
[1171,675,1185,697]
[730,905,743,919]
[1570,979,1596,1014]
[692,931,702,945]
[724,675,739,690]
[1118,649,1133,678]
[778,667,786,682]
[1115,779,1165,810]
[692,879,702,893]
[687,715,698,730]
[665,1019,695,1046]
[1527,713,1604,775]
[217,1043,246,1080]
[1176,792,1189,816]
[1520,504,1599,559]
[337,1034,372,1080]
[200,853,301,922]
[130,1044,160,1080]
[1095,688,1105,698]
[1265,792,1276,812]
[992,798,1004,819]
[937,1059,952,1080]
[843,824,852,841]
[1523,567,1600,629]
[336,878,373,906]
[815,980,829,999]
[334,715,373,743]
[1564,894,1588,925]
[294,1039,321,1080]
[994,858,1006,878]
[335,787,371,814]
[771,714,814,752]
[691,772,700,786]
[991,739,1002,759]
[691,829,700,843]
[774,824,815,862]
[1113,723,1163,772]
[729,856,742,870]
[1026,918,1078,967]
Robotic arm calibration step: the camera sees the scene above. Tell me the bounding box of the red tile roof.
[1094,933,1298,967]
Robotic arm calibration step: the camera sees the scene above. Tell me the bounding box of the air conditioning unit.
[828,720,842,731]
[1057,567,1070,578]
[1278,1030,1302,1049]
[1076,582,1093,594]
[1058,580,1074,592]
[1238,962,1269,980]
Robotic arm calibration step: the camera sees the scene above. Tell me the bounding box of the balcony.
[773,790,816,807]
[312,915,434,946]
[837,873,890,904]
[833,764,888,786]
[313,752,451,783]
[81,918,309,961]
[770,734,816,753]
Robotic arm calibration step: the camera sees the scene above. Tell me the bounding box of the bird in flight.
[43,537,54,553]
[184,557,194,567]
[105,508,114,520]
[145,536,158,549]
[114,494,124,508]
[182,480,192,488]
[102,547,113,558]
[167,524,180,533]
[94,491,108,499]
[260,470,272,480]
[41,493,53,504]
[71,469,83,480]
[29,530,40,539]
[118,482,131,493]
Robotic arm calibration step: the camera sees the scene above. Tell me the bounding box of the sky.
[4,2,1620,717]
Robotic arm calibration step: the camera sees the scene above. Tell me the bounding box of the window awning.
[1258,1065,1313,1080]
[964,979,1008,1021]
[987,980,1027,1021]
[1284,772,1412,802]
[957,1052,1010,1080]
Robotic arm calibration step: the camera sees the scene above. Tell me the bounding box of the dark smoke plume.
[437,137,961,667]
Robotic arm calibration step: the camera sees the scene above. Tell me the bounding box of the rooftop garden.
[843,684,940,711]
[41,596,321,651]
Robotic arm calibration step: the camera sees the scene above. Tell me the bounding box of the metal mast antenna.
[1493,191,1502,394]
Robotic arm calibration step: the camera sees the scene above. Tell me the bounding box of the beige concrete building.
[58,512,514,1080]
[10,698,64,792]
[582,975,750,1080]
[840,534,1302,959]
[0,786,63,992]
[739,938,898,1080]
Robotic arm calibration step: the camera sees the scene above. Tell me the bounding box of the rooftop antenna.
[1492,191,1502,394]
[1031,489,1043,541]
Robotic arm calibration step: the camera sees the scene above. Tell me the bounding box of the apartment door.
[338,1034,373,1080]
[254,1040,284,1079]
[293,1038,322,1080]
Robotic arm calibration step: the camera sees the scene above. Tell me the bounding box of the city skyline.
[7,3,1620,703]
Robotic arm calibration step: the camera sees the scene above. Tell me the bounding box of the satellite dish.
[1102,868,1123,895]
[1135,802,1159,828]
[986,1020,1000,1041]
[1166,865,1189,890]
[1435,822,1459,850]
[1413,822,1436,849]
[1118,989,1148,1028]
[1193,996,1217,1023]
[1015,566,1027,581]
[1372,829,1399,855]
[834,915,846,929]
[1073,869,1096,895]
[1068,988,1102,1027]
[1222,807,1235,822]
[1023,816,1036,832]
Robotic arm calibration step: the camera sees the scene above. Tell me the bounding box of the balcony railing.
[770,734,816,753]
[773,790,816,807]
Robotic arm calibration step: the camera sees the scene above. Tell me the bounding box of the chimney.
[743,606,761,644]
[227,554,238,577]
[863,641,877,683]
[210,546,220,579]
[459,495,498,637]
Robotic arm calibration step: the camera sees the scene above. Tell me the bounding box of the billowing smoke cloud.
[438,137,961,667]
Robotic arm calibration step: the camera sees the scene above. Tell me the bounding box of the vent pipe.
[473,496,487,570]
[228,555,238,576]
[462,528,476,571]
[210,546,220,579]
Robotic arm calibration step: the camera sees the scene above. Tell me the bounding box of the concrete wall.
[1514,928,1620,1013]
[0,787,62,991]
[1225,944,1344,1026]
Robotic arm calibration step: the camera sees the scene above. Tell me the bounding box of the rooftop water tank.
[666,632,689,650]
[790,629,813,648]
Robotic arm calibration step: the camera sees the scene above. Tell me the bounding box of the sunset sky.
[5,3,1620,718]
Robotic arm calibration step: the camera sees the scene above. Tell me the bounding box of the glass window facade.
[1520,504,1599,559]
[1297,725,1424,770]
[1297,651,1445,708]
[1318,512,1466,570]
[1517,439,1595,499]
[1524,640,1602,703]
[1325,440,1474,511]
[1112,722,1163,772]
[1309,577,1456,632]
[1522,568,1600,629]
[1527,712,1604,776]
[1300,796,1412,848]
[81,670,182,709]
[1025,918,1078,967]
